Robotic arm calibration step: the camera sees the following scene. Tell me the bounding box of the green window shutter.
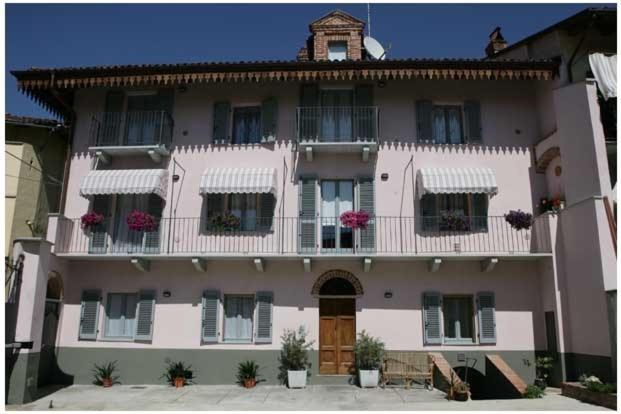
[261,97,278,142]
[477,292,496,344]
[202,290,220,343]
[258,194,275,232]
[420,195,438,232]
[254,291,273,343]
[213,101,231,144]
[299,84,319,141]
[357,177,376,252]
[143,194,164,254]
[354,84,375,141]
[89,196,111,253]
[79,289,101,340]
[134,290,156,341]
[471,194,488,231]
[298,176,317,253]
[101,91,125,146]
[464,100,482,144]
[416,100,433,143]
[423,292,442,345]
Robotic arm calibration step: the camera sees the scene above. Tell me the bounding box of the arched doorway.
[312,270,363,375]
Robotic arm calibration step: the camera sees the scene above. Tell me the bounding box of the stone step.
[485,354,528,396]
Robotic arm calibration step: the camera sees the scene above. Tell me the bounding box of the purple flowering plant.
[504,210,533,231]
[339,210,371,229]
[126,210,157,232]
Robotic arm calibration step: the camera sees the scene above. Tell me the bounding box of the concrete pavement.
[7,384,610,411]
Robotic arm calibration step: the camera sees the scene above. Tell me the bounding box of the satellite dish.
[364,36,386,60]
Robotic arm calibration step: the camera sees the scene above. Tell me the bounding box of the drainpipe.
[566,13,597,83]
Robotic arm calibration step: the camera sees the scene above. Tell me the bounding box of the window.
[328,41,348,61]
[232,107,261,144]
[206,193,273,232]
[443,295,475,343]
[104,293,137,339]
[223,295,254,343]
[421,193,488,231]
[432,105,463,144]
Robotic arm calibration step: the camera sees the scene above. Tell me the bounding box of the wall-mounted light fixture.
[163,291,172,298]
[384,291,393,299]
[172,174,180,182]
[381,173,389,181]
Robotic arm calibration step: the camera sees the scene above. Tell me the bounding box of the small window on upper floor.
[328,41,348,61]
[432,105,463,144]
[232,106,261,144]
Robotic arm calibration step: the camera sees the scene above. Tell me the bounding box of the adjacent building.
[6,9,616,404]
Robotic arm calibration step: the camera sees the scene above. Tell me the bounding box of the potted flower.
[453,382,470,401]
[353,330,385,388]
[439,212,469,231]
[162,360,194,388]
[91,361,120,388]
[81,211,105,230]
[208,212,241,232]
[504,210,533,231]
[539,196,566,214]
[126,210,157,232]
[237,360,261,388]
[340,210,371,230]
[278,326,314,388]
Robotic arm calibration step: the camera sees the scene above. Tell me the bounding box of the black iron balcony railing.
[296,107,379,143]
[89,110,174,148]
[53,215,552,256]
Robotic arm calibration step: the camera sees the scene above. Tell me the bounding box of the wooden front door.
[319,298,356,375]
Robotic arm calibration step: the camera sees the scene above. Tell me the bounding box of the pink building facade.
[7,10,616,404]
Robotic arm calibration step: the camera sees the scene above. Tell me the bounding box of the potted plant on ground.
[278,326,314,388]
[91,361,120,388]
[237,360,261,388]
[162,360,195,388]
[505,210,533,231]
[353,330,385,388]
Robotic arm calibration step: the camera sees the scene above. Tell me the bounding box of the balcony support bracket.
[148,150,162,163]
[305,147,314,162]
[254,258,264,273]
[95,151,110,165]
[428,258,442,273]
[303,257,312,273]
[480,257,499,273]
[130,257,150,273]
[362,146,370,163]
[363,257,373,272]
[192,258,207,273]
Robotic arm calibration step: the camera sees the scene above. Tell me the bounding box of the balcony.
[89,110,174,163]
[52,215,552,265]
[296,107,379,162]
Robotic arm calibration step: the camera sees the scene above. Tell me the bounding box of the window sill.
[442,339,478,346]
[222,339,253,344]
[98,337,136,343]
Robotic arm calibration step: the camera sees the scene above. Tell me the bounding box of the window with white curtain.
[328,41,348,61]
[104,293,137,339]
[432,105,463,144]
[442,295,474,343]
[223,295,254,343]
[232,107,261,144]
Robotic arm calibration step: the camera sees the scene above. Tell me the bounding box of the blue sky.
[6,3,614,118]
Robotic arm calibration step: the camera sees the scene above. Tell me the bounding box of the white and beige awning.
[416,167,498,198]
[80,169,169,199]
[199,168,278,196]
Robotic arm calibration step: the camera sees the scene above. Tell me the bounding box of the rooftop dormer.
[305,10,366,61]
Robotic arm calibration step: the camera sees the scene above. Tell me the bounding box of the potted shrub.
[505,210,533,231]
[237,360,260,388]
[91,361,120,388]
[453,382,470,401]
[81,212,105,230]
[353,330,385,388]
[439,212,469,231]
[278,326,314,388]
[340,210,371,230]
[126,210,157,232]
[162,360,194,388]
[208,212,241,232]
[534,356,554,389]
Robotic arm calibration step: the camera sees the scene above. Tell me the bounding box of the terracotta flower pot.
[102,378,113,388]
[243,378,256,388]
[174,377,185,388]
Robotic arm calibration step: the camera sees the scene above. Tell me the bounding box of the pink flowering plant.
[339,210,371,230]
[80,212,105,230]
[126,210,157,232]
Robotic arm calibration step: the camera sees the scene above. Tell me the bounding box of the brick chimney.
[485,27,508,57]
[303,10,366,61]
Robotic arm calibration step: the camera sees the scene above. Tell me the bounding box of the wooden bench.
[381,351,433,389]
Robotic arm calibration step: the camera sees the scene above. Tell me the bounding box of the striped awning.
[200,168,278,195]
[80,169,168,199]
[416,167,498,198]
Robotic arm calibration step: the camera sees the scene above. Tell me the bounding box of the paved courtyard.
[8,384,609,411]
